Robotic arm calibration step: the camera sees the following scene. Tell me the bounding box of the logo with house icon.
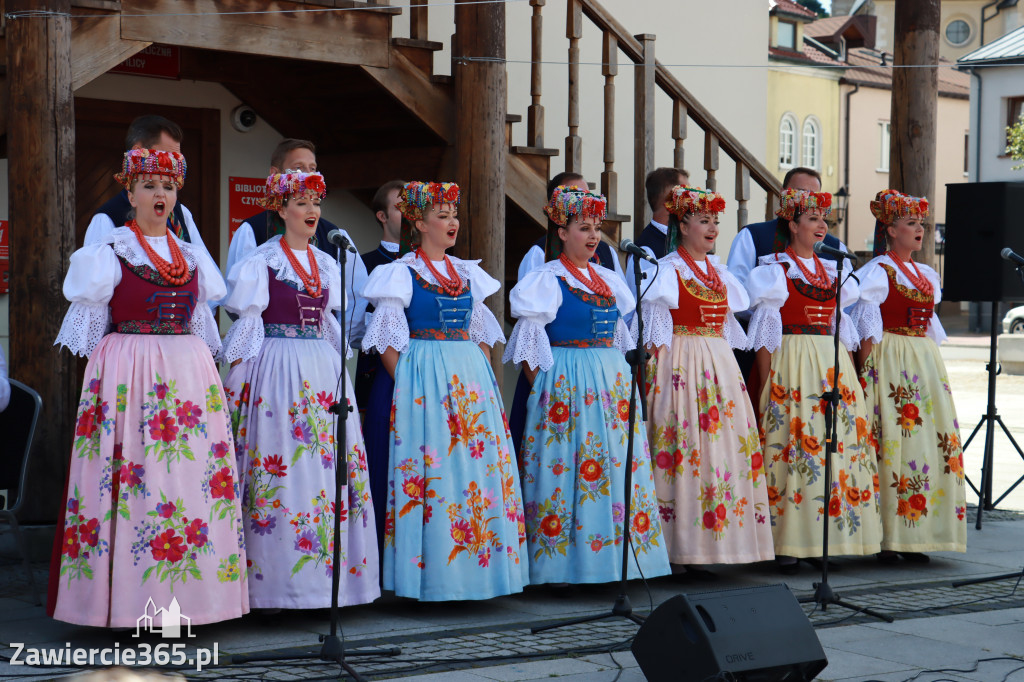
[134,597,195,638]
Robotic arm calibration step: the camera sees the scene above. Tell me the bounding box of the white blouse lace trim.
[852,255,946,346]
[641,253,749,349]
[55,228,225,358]
[360,253,504,354]
[745,253,861,352]
[221,239,346,362]
[505,260,633,367]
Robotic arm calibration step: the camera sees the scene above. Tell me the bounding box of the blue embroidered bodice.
[407,269,473,341]
[546,278,618,348]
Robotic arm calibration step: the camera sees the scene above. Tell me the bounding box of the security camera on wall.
[231,105,258,133]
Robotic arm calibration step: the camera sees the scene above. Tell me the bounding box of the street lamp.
[833,186,849,245]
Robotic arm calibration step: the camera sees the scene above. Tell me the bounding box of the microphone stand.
[797,256,892,624]
[223,235,399,678]
[531,253,653,634]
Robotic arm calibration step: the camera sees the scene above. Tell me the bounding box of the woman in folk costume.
[504,186,669,585]
[360,181,527,600]
[852,190,965,564]
[50,149,248,626]
[745,188,882,572]
[640,186,774,574]
[221,172,379,608]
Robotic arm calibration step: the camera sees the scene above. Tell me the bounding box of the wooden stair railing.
[398,0,782,240]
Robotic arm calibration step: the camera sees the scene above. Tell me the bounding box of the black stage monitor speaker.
[943,181,1024,302]
[631,584,827,682]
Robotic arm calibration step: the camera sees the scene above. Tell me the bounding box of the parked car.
[1003,306,1024,334]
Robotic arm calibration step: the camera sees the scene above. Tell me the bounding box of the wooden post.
[565,0,582,173]
[634,34,655,234]
[672,99,687,172]
[889,0,939,267]
[601,31,617,213]
[7,0,77,522]
[704,133,720,192]
[735,162,750,230]
[527,0,544,148]
[454,0,507,380]
[410,0,428,41]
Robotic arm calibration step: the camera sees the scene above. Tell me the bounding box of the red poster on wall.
[110,45,181,80]
[0,220,9,294]
[229,177,267,243]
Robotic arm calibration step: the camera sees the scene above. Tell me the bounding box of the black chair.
[0,379,43,605]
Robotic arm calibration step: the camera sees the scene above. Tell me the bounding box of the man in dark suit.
[84,116,213,255]
[626,167,689,297]
[516,172,626,283]
[355,179,405,560]
[225,138,367,329]
[725,166,850,291]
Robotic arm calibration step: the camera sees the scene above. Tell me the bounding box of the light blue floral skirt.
[520,346,670,584]
[385,338,528,601]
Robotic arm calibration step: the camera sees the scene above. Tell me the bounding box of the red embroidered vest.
[670,271,728,338]
[109,256,198,334]
[878,263,933,337]
[779,263,835,336]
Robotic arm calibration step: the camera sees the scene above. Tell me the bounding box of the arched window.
[802,117,821,169]
[779,114,797,168]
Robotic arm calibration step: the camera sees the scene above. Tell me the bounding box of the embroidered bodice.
[110,257,199,334]
[546,278,618,348]
[406,271,474,341]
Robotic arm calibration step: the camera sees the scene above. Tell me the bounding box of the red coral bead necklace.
[279,238,322,297]
[559,253,613,298]
[417,248,464,296]
[785,246,833,289]
[676,246,725,293]
[129,219,189,286]
[886,250,934,296]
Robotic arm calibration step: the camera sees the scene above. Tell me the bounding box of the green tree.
[1008,115,1024,171]
[797,0,829,17]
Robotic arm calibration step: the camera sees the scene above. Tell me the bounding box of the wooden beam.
[8,0,79,522]
[505,151,547,229]
[454,0,506,378]
[121,0,390,68]
[890,0,939,267]
[317,146,445,190]
[361,48,453,142]
[633,33,654,235]
[70,14,150,91]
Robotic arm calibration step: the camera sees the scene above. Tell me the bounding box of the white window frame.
[877,121,890,173]
[779,113,798,169]
[801,116,821,170]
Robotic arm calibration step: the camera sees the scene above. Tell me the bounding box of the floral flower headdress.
[543,186,608,261]
[665,186,726,252]
[258,172,327,212]
[397,181,461,255]
[776,188,832,221]
[115,149,187,190]
[870,189,929,256]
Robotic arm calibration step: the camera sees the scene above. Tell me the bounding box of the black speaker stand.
[797,260,892,624]
[963,295,1024,530]
[530,255,653,634]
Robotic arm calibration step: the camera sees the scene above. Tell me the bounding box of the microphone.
[327,229,357,254]
[813,240,857,262]
[1001,247,1024,268]
[619,239,658,264]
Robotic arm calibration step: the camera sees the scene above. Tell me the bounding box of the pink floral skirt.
[52,333,248,627]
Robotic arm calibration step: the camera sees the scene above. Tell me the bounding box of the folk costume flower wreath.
[870,189,930,258]
[115,148,187,190]
[542,186,608,262]
[776,188,833,221]
[664,185,727,257]
[397,181,461,256]
[258,171,327,212]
